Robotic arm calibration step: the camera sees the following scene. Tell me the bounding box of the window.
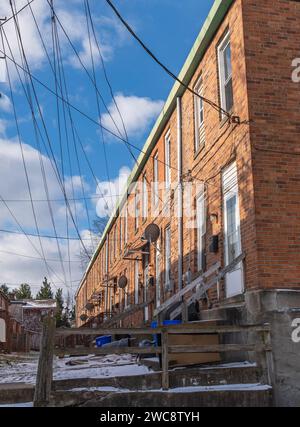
[142,174,148,220]
[114,227,117,259]
[164,131,171,189]
[194,77,205,151]
[134,259,139,304]
[165,226,171,290]
[119,217,123,252]
[105,241,108,274]
[155,243,161,308]
[124,205,128,245]
[135,191,139,231]
[223,162,241,265]
[222,162,244,297]
[196,191,206,271]
[153,152,159,207]
[218,31,233,114]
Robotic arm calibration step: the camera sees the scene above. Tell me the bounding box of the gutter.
[75,0,234,298]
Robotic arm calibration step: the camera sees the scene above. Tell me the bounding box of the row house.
[0,290,11,352]
[76,0,300,406]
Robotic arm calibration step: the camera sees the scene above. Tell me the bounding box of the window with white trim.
[222,162,242,265]
[165,225,171,289]
[218,31,233,114]
[153,152,159,207]
[135,191,139,231]
[124,205,128,246]
[194,77,205,151]
[142,174,148,220]
[164,131,171,189]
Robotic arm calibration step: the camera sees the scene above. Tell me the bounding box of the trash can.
[95,335,112,348]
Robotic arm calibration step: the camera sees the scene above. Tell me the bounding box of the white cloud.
[95,166,131,217]
[0,93,12,113]
[101,93,164,138]
[0,0,128,82]
[0,136,96,297]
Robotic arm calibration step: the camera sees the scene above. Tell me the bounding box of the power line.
[0,43,181,174]
[0,249,79,263]
[1,24,91,261]
[104,0,232,119]
[0,0,35,28]
[0,228,99,241]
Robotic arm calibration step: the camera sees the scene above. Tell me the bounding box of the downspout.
[177,97,183,290]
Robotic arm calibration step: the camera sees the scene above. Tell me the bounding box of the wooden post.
[34,314,56,407]
[161,329,169,390]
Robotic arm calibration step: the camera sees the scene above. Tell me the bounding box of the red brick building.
[0,291,11,352]
[76,0,300,405]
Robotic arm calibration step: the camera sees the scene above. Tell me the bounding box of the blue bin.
[151,320,182,346]
[95,335,112,348]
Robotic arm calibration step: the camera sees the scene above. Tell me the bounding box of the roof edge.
[75,0,234,298]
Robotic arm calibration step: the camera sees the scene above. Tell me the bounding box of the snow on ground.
[0,353,151,384]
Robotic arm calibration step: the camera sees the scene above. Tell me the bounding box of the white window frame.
[196,191,206,272]
[165,225,171,289]
[119,217,122,252]
[153,152,159,207]
[164,130,171,189]
[155,242,161,308]
[194,77,205,151]
[142,174,148,220]
[222,162,244,297]
[124,205,128,245]
[218,31,233,115]
[135,191,139,231]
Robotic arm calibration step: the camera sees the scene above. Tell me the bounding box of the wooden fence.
[33,317,273,407]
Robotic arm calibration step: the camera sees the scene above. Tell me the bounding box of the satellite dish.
[118,275,128,289]
[85,302,94,311]
[143,223,160,243]
[80,314,88,322]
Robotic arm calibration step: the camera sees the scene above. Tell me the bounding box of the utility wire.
[0,0,35,28]
[104,0,232,119]
[1,25,91,260]
[0,43,181,173]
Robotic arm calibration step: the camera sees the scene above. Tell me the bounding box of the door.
[143,251,149,322]
[134,259,139,305]
[223,162,244,298]
[155,242,161,308]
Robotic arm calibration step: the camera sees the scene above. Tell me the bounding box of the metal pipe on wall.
[177,97,183,290]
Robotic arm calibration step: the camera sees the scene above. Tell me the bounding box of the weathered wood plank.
[154,262,221,317]
[154,254,246,318]
[169,343,272,354]
[101,300,154,327]
[55,346,161,356]
[55,323,270,337]
[55,327,160,336]
[161,330,169,390]
[33,314,56,407]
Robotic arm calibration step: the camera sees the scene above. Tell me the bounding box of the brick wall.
[242,0,300,289]
[75,0,300,327]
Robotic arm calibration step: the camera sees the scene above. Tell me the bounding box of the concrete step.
[52,362,262,392]
[64,384,273,407]
[0,383,34,404]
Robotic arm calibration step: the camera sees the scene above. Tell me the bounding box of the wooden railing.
[33,317,273,407]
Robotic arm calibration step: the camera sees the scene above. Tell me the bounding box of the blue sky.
[0,0,214,296]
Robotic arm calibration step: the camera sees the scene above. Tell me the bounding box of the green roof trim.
[76,0,234,298]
